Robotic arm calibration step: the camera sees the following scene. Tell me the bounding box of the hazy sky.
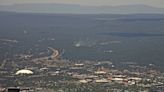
[1,0,164,8]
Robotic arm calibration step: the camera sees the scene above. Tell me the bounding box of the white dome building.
[15,69,34,75]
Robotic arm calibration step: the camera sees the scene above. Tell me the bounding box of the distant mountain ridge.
[0,3,164,14]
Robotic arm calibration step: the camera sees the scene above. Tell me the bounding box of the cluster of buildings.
[1,60,164,92]
[67,61,164,88]
[0,49,164,92]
